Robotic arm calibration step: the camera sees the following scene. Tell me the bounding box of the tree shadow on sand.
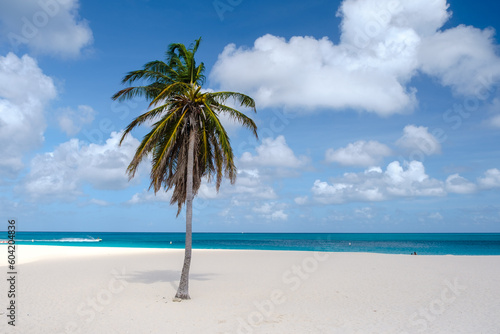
[125,270,214,284]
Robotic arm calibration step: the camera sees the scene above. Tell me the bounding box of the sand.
[0,245,499,334]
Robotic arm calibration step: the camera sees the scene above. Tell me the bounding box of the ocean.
[3,232,500,255]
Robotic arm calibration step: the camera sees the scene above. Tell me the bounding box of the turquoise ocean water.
[3,232,500,255]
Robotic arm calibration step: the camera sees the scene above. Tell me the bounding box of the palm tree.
[112,38,257,300]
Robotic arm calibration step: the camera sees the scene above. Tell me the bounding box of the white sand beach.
[1,245,499,334]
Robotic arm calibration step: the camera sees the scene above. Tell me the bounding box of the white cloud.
[354,207,374,219]
[325,140,392,166]
[127,188,173,204]
[312,180,353,204]
[270,210,288,221]
[0,53,56,177]
[210,0,500,115]
[311,160,445,204]
[338,0,450,40]
[205,168,277,200]
[418,25,500,96]
[78,134,141,190]
[366,166,383,174]
[396,125,441,156]
[24,131,141,200]
[198,183,219,200]
[253,202,274,214]
[385,160,445,196]
[240,136,307,168]
[253,202,288,221]
[294,196,308,205]
[478,168,500,189]
[0,0,93,57]
[445,174,477,194]
[58,105,95,135]
[89,198,110,206]
[211,33,417,116]
[310,162,500,204]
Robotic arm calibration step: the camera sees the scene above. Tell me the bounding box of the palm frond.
[211,103,258,138]
[209,91,256,111]
[112,38,257,212]
[149,82,191,107]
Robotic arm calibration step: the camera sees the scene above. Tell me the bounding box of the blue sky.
[1,0,500,232]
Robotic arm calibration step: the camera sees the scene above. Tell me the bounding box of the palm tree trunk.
[175,128,195,300]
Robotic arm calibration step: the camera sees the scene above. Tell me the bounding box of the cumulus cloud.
[294,196,308,205]
[396,125,441,156]
[89,198,110,206]
[310,161,500,204]
[354,207,375,219]
[253,202,288,221]
[311,160,445,204]
[200,168,277,201]
[0,0,93,57]
[0,53,56,177]
[210,0,500,115]
[58,105,95,135]
[445,174,477,194]
[211,34,417,115]
[325,140,392,166]
[127,188,173,205]
[478,168,500,189]
[24,132,141,200]
[232,169,277,199]
[338,0,450,40]
[240,136,307,168]
[418,25,500,96]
